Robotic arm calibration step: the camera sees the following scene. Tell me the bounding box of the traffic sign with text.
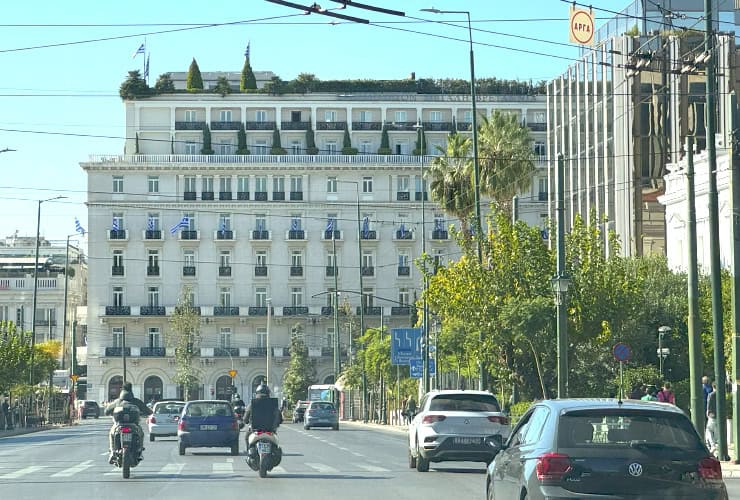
[391,328,422,365]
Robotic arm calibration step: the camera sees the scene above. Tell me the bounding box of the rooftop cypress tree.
[271,128,286,155]
[240,58,257,92]
[186,58,204,91]
[342,128,357,155]
[201,123,214,155]
[306,122,318,154]
[237,123,250,155]
[378,125,391,155]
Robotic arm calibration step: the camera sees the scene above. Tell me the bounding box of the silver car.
[147,400,185,441]
[304,401,339,430]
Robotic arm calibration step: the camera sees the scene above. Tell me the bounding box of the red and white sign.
[569,7,594,46]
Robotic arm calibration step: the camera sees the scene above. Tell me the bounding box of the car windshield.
[155,403,184,415]
[557,409,704,451]
[186,402,233,417]
[428,394,501,412]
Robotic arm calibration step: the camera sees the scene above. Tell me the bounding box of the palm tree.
[427,132,475,233]
[477,111,535,213]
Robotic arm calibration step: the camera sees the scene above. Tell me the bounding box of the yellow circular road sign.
[228,369,237,378]
[70,374,79,382]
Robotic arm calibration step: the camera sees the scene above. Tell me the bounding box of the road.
[0,419,486,500]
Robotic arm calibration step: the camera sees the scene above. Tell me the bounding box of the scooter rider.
[244,384,282,431]
[104,382,152,462]
[233,394,246,412]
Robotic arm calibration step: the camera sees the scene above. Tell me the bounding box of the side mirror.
[486,434,505,452]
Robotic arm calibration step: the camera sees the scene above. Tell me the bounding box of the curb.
[341,420,407,435]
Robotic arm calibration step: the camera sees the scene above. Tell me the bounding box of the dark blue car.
[177,400,240,456]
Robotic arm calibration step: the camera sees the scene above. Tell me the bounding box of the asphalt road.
[0,419,486,500]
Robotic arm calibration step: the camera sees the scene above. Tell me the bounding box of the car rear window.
[156,403,184,415]
[557,410,704,451]
[186,402,233,417]
[429,394,501,412]
[311,402,335,410]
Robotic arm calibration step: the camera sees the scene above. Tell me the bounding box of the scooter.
[246,429,282,478]
[110,424,142,479]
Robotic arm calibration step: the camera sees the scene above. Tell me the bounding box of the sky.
[0,0,594,245]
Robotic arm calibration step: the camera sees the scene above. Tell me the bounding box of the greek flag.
[291,218,299,231]
[244,41,250,59]
[219,220,227,232]
[362,216,370,238]
[147,218,155,231]
[74,218,86,236]
[170,216,189,234]
[132,43,145,59]
[434,219,443,231]
[399,223,406,238]
[144,54,150,79]
[112,218,120,232]
[326,218,335,232]
[257,220,264,232]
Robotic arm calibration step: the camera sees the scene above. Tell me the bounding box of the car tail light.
[149,416,156,424]
[698,457,723,480]
[255,430,273,436]
[120,427,132,434]
[422,414,446,424]
[178,419,186,431]
[487,415,509,425]
[536,452,572,481]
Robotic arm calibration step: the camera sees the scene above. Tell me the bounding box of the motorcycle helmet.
[255,384,271,398]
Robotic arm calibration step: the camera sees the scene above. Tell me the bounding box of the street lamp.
[550,273,571,399]
[421,7,484,390]
[266,297,272,390]
[414,122,430,394]
[29,195,66,387]
[657,326,671,379]
[61,234,82,372]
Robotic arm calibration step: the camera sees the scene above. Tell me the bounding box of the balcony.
[386,122,418,131]
[432,229,449,240]
[325,266,337,277]
[397,266,410,276]
[140,347,166,357]
[396,230,413,240]
[252,230,270,240]
[237,192,249,200]
[414,192,428,201]
[145,230,162,240]
[391,306,412,315]
[181,230,198,240]
[316,121,347,131]
[245,121,275,130]
[214,306,240,316]
[182,266,196,277]
[324,230,341,240]
[140,306,166,316]
[211,121,241,131]
[457,121,473,131]
[361,266,375,276]
[216,230,234,240]
[538,191,548,201]
[527,122,547,132]
[219,191,233,201]
[111,266,124,276]
[201,191,214,201]
[174,305,201,315]
[254,266,268,276]
[147,266,160,276]
[248,306,271,316]
[361,230,377,240]
[283,306,309,316]
[352,121,382,130]
[281,121,310,130]
[105,347,131,357]
[396,191,410,201]
[218,266,232,277]
[184,191,197,201]
[175,121,206,130]
[255,192,268,201]
[357,306,382,316]
[249,347,267,357]
[290,191,303,201]
[288,230,305,240]
[109,229,127,240]
[421,121,454,131]
[290,266,304,277]
[321,306,334,316]
[105,306,131,315]
[214,347,240,357]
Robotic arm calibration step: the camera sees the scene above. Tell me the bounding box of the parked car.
[177,400,240,456]
[304,401,339,430]
[147,400,185,441]
[408,390,509,472]
[486,399,728,500]
[78,400,100,419]
[292,401,310,423]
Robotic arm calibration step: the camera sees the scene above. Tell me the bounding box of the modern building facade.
[81,76,548,404]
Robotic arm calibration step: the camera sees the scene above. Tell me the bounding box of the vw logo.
[464,419,470,425]
[628,463,643,477]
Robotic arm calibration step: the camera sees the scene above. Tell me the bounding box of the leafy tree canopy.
[186,58,204,91]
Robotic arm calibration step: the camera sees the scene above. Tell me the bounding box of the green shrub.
[509,400,534,424]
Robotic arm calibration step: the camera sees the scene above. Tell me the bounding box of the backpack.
[658,390,675,405]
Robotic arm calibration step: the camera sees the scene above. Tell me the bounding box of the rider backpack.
[112,401,141,423]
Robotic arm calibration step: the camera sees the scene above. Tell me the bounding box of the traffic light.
[186,342,193,354]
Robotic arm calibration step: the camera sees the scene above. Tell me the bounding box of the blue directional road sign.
[409,358,436,378]
[391,327,422,365]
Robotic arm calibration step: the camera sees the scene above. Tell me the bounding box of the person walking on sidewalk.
[706,382,718,457]
[1,398,8,430]
[657,382,676,405]
[404,396,416,424]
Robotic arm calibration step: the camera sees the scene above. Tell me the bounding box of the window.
[113,286,124,306]
[290,141,301,155]
[394,110,407,122]
[184,212,195,230]
[185,142,198,155]
[291,110,301,122]
[255,214,267,232]
[219,176,232,193]
[430,111,442,122]
[238,176,249,193]
[219,213,231,231]
[361,287,374,308]
[185,110,197,122]
[183,249,195,267]
[399,288,410,306]
[202,176,214,192]
[273,176,285,193]
[359,110,372,122]
[256,327,267,347]
[220,287,231,307]
[220,110,232,122]
[256,250,267,267]
[327,176,338,193]
[255,287,267,307]
[326,327,335,348]
[325,287,336,307]
[534,112,546,123]
[327,251,337,269]
[463,110,472,123]
[184,176,197,193]
[147,286,159,307]
[148,327,161,348]
[291,250,303,268]
[290,176,302,192]
[113,250,124,268]
[112,212,124,231]
[148,249,159,268]
[538,177,548,195]
[113,327,124,348]
[291,287,303,306]
[362,252,374,269]
[147,213,160,230]
[362,176,373,193]
[325,110,337,122]
[397,176,410,192]
[220,327,232,349]
[534,141,546,156]
[360,140,372,154]
[327,212,338,231]
[113,176,124,193]
[220,250,231,268]
[148,176,159,193]
[290,215,302,231]
[398,252,409,267]
[254,140,268,154]
[326,141,338,155]
[255,110,267,122]
[433,248,445,268]
[415,175,427,194]
[255,176,267,193]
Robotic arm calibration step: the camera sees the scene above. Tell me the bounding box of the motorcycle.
[234,406,246,429]
[246,429,282,478]
[110,423,142,479]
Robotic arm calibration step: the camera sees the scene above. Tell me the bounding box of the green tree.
[282,325,317,405]
[167,286,202,400]
[201,123,214,155]
[341,128,357,154]
[214,76,232,97]
[306,121,318,154]
[186,58,204,91]
[295,73,318,93]
[237,123,250,155]
[427,132,474,233]
[271,129,286,155]
[154,73,175,93]
[378,125,391,155]
[413,127,427,155]
[119,70,151,100]
[0,321,32,392]
[240,58,257,92]
[264,76,285,95]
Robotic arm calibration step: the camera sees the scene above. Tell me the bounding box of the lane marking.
[305,462,339,473]
[157,463,185,475]
[271,465,288,474]
[1,465,47,479]
[351,451,364,457]
[353,463,390,472]
[212,462,234,474]
[51,460,94,477]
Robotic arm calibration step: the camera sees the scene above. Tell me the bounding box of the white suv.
[408,390,510,472]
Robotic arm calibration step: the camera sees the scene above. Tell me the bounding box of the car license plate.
[121,433,133,443]
[453,437,481,445]
[200,425,218,430]
[257,442,271,453]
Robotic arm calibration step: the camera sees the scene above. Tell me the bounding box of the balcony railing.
[352,121,382,130]
[361,230,377,240]
[283,306,309,316]
[216,230,234,240]
[181,230,198,240]
[140,306,165,316]
[254,266,268,276]
[111,266,124,276]
[184,191,197,200]
[175,121,206,130]
[249,347,267,357]
[245,121,275,130]
[272,191,285,201]
[219,266,232,277]
[414,192,428,201]
[252,230,270,240]
[321,306,334,316]
[324,230,341,240]
[290,266,304,277]
[288,230,305,240]
[211,121,241,131]
[237,191,249,200]
[456,121,473,131]
[316,121,347,130]
[432,229,449,240]
[255,192,268,201]
[145,230,162,240]
[248,306,272,316]
[201,191,214,200]
[214,306,240,316]
[361,266,375,276]
[105,306,131,315]
[183,266,196,276]
[174,305,201,315]
[357,306,382,316]
[290,191,303,201]
[109,229,127,240]
[386,122,418,131]
[421,121,454,131]
[396,230,413,240]
[391,306,412,315]
[147,266,160,276]
[281,121,310,130]
[105,347,131,357]
[140,347,166,357]
[397,192,410,201]
[397,266,410,276]
[214,347,240,357]
[219,191,233,200]
[527,122,547,132]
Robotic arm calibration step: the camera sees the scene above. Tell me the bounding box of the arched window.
[216,375,232,401]
[143,375,163,403]
[108,375,123,401]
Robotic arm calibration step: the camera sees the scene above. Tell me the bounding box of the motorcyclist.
[244,384,283,469]
[244,384,282,433]
[233,394,246,413]
[104,382,152,462]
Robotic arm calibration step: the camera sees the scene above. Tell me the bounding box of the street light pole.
[266,297,272,389]
[61,235,79,371]
[415,123,430,394]
[551,154,570,399]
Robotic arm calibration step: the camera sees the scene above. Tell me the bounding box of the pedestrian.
[405,395,417,424]
[1,397,8,430]
[703,376,713,412]
[706,382,718,457]
[629,384,645,400]
[400,397,407,424]
[657,382,676,405]
[641,385,658,401]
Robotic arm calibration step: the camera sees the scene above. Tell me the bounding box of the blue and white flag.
[399,223,406,238]
[112,218,120,232]
[326,217,335,232]
[257,219,264,232]
[362,216,370,238]
[244,41,250,59]
[170,216,189,234]
[143,54,150,79]
[291,218,299,231]
[132,43,145,59]
[74,217,86,236]
[434,219,443,231]
[147,217,155,231]
[219,219,227,232]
